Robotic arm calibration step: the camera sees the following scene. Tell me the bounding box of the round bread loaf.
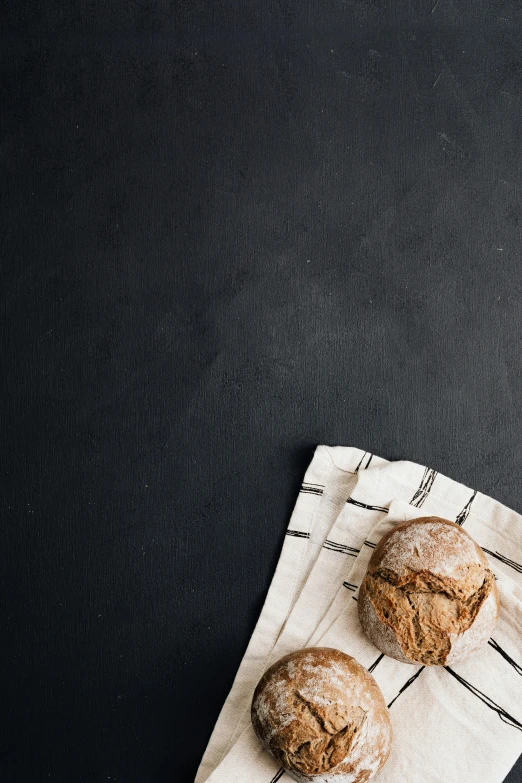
[358,516,500,666]
[251,647,392,783]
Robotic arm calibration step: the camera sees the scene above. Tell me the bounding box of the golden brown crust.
[251,648,392,783]
[358,517,500,666]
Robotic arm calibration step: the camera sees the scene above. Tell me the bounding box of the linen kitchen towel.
[196,446,522,783]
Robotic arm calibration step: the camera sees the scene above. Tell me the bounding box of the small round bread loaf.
[358,516,500,666]
[251,647,392,783]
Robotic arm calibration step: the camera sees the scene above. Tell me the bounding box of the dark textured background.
[2,1,522,781]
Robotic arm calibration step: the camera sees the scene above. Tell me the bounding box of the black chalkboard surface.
[2,1,522,781]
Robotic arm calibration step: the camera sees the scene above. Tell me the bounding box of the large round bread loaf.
[251,647,392,783]
[358,516,499,666]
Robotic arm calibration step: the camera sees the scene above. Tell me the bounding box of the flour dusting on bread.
[251,648,392,783]
[359,517,499,666]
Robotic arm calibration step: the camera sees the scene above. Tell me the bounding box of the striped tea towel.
[195,446,522,783]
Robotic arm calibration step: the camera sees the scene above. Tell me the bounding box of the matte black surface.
[2,1,522,781]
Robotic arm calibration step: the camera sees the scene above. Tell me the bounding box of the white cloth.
[196,446,522,783]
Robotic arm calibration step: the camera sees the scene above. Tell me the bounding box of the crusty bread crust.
[358,517,500,666]
[251,648,392,783]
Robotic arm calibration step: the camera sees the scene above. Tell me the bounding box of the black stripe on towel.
[388,667,425,708]
[347,497,388,513]
[368,654,384,673]
[410,467,438,508]
[354,452,367,473]
[286,530,310,539]
[445,667,522,731]
[300,483,324,496]
[482,548,522,574]
[455,490,477,526]
[488,639,522,676]
[324,540,360,556]
[343,581,358,592]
